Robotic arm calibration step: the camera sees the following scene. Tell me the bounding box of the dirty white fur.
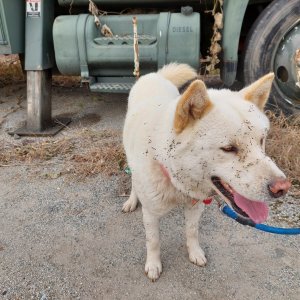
[122,63,286,281]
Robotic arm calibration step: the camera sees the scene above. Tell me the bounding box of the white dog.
[122,63,291,281]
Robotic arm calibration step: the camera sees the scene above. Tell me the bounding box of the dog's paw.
[122,197,138,213]
[145,260,162,282]
[188,247,207,266]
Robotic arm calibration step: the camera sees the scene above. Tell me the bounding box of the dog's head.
[169,74,291,223]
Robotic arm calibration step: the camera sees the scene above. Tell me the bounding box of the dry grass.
[65,129,125,178]
[52,75,81,88]
[0,139,74,164]
[0,129,125,179]
[266,111,300,193]
[0,56,25,87]
[68,141,125,178]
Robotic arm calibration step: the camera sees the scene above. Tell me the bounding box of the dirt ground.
[0,80,299,300]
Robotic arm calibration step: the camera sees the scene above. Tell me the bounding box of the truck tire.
[243,0,300,116]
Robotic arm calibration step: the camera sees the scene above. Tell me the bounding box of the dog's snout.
[268,178,291,198]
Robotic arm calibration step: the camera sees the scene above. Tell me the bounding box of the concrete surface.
[0,82,299,300]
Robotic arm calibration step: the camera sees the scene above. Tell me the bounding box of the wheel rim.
[273,20,300,109]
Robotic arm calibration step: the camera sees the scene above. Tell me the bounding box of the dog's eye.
[260,137,264,146]
[220,145,238,153]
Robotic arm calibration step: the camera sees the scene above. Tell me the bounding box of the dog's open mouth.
[211,176,269,224]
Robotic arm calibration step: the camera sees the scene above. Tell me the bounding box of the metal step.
[89,77,135,93]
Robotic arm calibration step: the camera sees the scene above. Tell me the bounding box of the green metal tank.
[53,10,200,92]
[53,12,200,75]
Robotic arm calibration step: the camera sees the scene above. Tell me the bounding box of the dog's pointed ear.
[174,80,213,133]
[239,73,275,110]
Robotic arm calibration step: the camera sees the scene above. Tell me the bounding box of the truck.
[0,0,299,135]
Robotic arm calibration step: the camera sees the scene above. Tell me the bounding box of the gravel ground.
[0,82,299,300]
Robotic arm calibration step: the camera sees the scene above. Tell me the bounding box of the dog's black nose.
[268,178,291,198]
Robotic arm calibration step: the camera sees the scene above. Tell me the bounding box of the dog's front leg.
[142,207,162,281]
[184,202,207,266]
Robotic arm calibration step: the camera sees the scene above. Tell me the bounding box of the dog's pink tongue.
[233,192,269,224]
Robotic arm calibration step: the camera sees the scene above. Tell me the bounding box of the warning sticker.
[26,0,41,18]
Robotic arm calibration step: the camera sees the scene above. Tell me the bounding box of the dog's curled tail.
[158,63,198,88]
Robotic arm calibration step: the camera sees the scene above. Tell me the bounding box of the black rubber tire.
[243,0,300,116]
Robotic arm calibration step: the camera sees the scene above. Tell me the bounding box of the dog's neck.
[158,163,213,206]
